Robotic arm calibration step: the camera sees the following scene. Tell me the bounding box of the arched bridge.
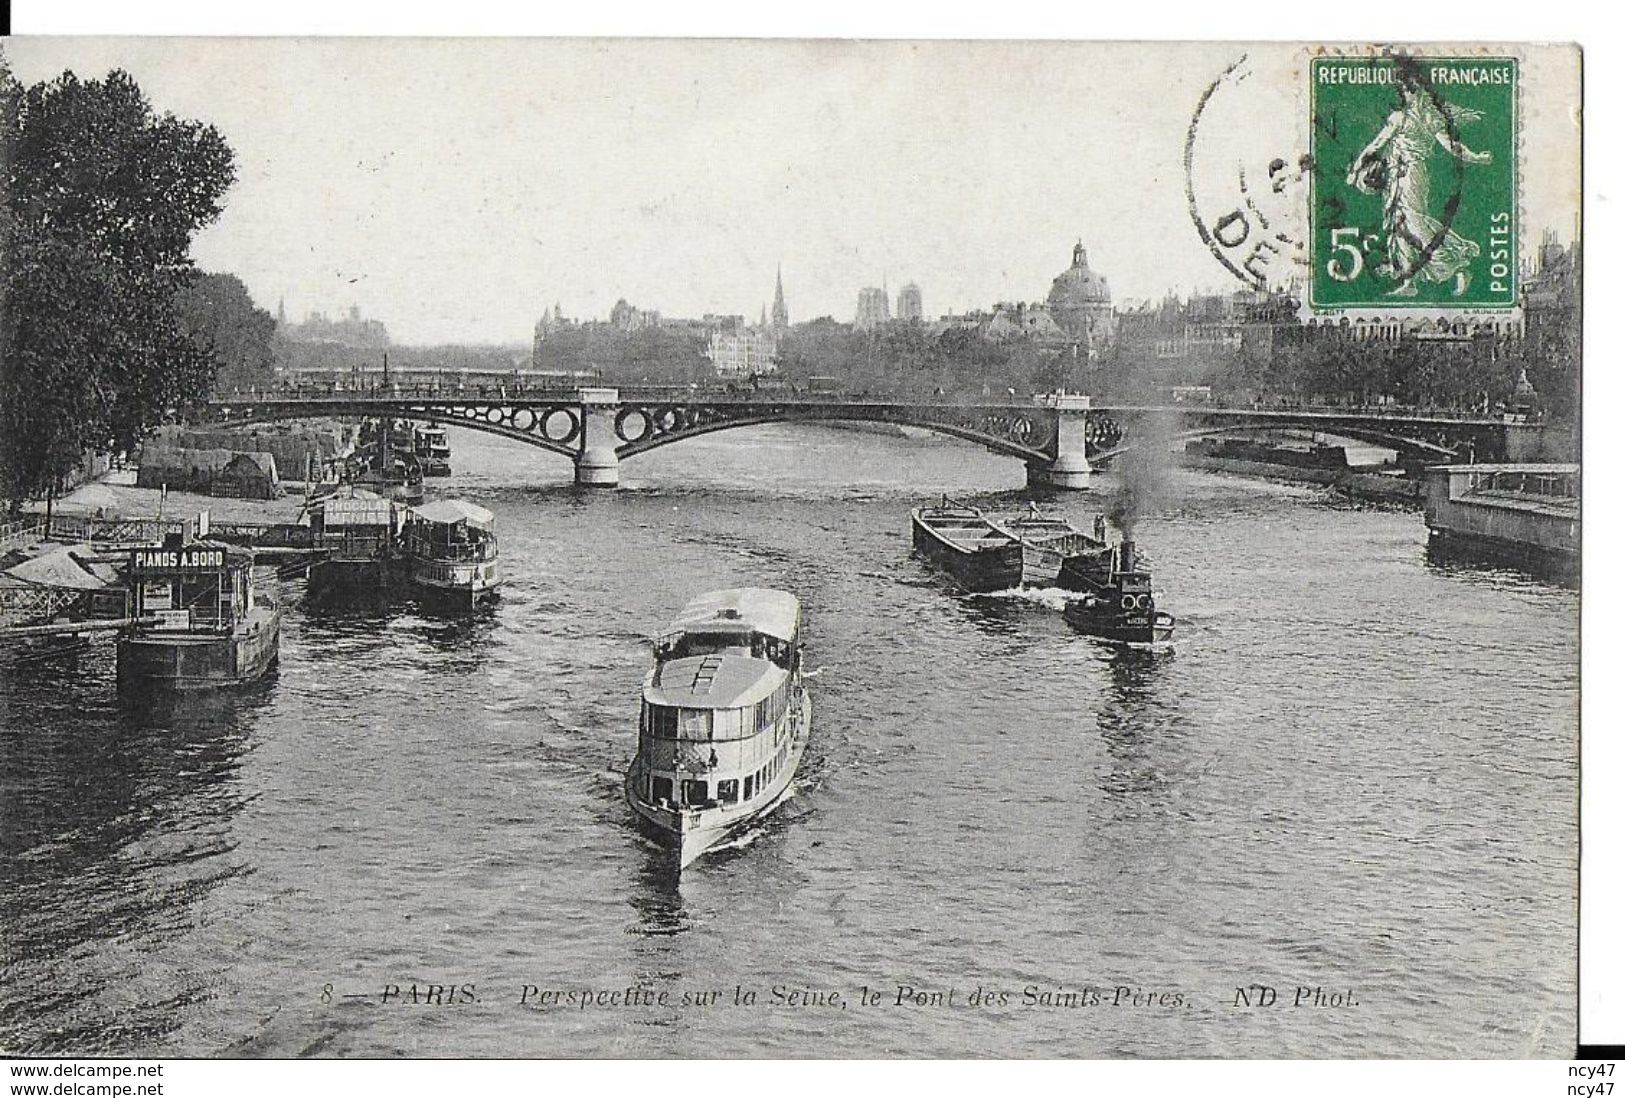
[195,389,1537,488]
[195,391,1064,485]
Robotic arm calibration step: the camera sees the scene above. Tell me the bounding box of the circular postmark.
[1184,52,1313,293]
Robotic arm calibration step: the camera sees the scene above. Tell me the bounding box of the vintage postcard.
[0,37,1585,1067]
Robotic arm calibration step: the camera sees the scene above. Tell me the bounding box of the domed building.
[1046,240,1115,355]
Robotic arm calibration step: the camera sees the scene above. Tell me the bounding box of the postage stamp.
[1308,55,1519,312]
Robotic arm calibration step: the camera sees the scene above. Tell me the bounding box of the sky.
[5,38,1582,346]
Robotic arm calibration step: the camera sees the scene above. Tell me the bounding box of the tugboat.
[625,588,811,870]
[117,533,281,690]
[397,499,499,608]
[415,423,453,477]
[1058,534,1175,645]
[910,496,1096,592]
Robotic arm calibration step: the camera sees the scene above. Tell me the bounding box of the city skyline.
[5,39,1581,346]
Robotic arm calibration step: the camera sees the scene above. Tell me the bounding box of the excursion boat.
[307,490,397,601]
[625,588,812,870]
[1058,537,1176,645]
[910,496,1096,592]
[117,535,280,690]
[415,423,453,477]
[397,499,500,608]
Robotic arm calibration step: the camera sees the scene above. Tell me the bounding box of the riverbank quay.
[1175,453,1423,503]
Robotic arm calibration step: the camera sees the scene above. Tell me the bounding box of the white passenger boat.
[625,588,812,870]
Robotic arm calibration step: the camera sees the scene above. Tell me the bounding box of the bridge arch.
[198,400,586,462]
[611,406,1054,465]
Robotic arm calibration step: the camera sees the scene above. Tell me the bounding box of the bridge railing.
[208,383,1533,421]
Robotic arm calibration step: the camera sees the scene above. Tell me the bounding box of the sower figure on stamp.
[1345,76,1492,297]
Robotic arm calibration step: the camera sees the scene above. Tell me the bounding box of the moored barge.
[117,535,280,690]
[625,588,811,870]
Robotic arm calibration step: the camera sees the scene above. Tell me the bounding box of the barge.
[116,535,280,690]
[1423,463,1579,577]
[910,497,1096,592]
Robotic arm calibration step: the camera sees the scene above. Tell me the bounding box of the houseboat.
[117,535,281,690]
[307,490,397,601]
[397,499,500,607]
[911,496,1096,592]
[625,588,812,870]
[1058,537,1176,645]
[415,423,453,477]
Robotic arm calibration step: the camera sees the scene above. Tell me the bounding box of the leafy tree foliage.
[0,62,235,503]
[175,273,276,392]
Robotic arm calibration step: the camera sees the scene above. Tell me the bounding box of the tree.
[175,273,277,392]
[0,63,235,503]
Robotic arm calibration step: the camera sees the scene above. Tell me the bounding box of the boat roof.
[663,587,800,644]
[644,652,786,710]
[409,499,494,528]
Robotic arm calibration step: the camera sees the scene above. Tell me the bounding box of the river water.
[0,425,1579,1058]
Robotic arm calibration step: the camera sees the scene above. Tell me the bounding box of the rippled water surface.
[0,426,1579,1057]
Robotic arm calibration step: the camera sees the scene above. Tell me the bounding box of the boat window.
[646,704,678,738]
[712,708,742,739]
[682,779,708,806]
[743,775,754,799]
[718,779,738,804]
[652,776,673,804]
[678,708,712,742]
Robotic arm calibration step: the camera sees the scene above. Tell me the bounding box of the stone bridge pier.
[574,388,623,487]
[1025,394,1093,490]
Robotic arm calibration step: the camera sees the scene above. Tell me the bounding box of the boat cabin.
[402,499,497,562]
[127,536,258,634]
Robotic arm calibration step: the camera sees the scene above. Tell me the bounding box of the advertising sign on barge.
[118,534,281,690]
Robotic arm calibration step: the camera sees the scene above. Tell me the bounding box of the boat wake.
[973,585,1093,612]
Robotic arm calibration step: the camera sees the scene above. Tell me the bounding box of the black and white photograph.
[0,25,1600,1078]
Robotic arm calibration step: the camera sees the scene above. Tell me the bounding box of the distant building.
[855,287,891,330]
[279,303,390,348]
[707,329,779,379]
[1046,240,1114,356]
[896,283,923,322]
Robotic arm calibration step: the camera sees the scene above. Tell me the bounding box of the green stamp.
[1309,56,1518,311]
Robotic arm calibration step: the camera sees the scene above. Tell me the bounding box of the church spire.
[771,263,789,331]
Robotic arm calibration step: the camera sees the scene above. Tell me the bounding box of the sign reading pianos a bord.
[129,545,226,573]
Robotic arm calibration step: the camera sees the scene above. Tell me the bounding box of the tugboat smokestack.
[1120,540,1136,572]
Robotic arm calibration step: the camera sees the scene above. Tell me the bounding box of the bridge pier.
[574,396,622,487]
[575,445,619,487]
[1026,396,1093,490]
